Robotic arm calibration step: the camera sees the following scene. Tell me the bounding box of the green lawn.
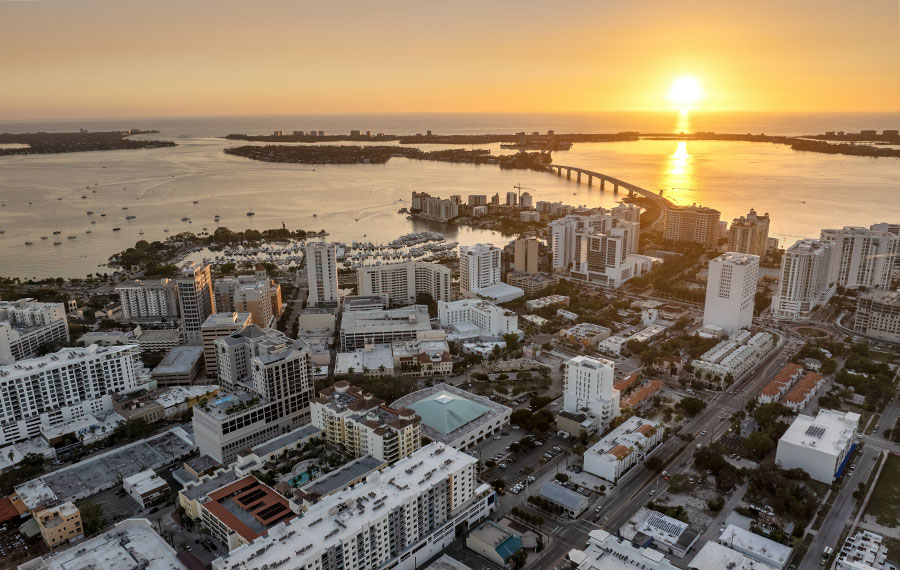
[866,454,900,527]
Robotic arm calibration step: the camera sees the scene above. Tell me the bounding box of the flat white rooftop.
[689,540,778,570]
[779,409,860,456]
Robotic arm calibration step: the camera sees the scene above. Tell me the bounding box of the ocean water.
[1,112,898,279]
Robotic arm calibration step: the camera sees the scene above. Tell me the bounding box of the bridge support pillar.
[629,189,634,198]
[588,175,592,187]
[600,179,605,191]
[566,169,571,180]
[577,171,581,182]
[556,167,561,177]
[613,183,618,193]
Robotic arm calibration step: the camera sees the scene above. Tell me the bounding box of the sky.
[2,0,899,119]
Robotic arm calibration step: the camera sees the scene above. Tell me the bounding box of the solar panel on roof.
[806,424,826,438]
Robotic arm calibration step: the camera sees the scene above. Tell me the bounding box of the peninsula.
[0,130,175,156]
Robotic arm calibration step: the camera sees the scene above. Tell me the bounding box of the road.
[526,329,791,570]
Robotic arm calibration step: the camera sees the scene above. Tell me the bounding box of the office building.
[513,237,540,274]
[776,409,860,483]
[340,305,433,351]
[306,241,339,306]
[437,299,520,341]
[192,326,314,463]
[459,243,501,296]
[505,271,559,296]
[563,355,620,432]
[35,502,82,551]
[215,267,282,327]
[0,344,149,446]
[150,345,205,386]
[411,191,460,222]
[772,239,835,320]
[212,443,496,570]
[19,519,191,570]
[569,226,653,288]
[854,289,900,342]
[837,530,890,570]
[727,209,771,256]
[393,384,511,450]
[583,416,662,482]
[663,205,722,248]
[311,381,422,464]
[0,299,69,365]
[201,312,253,378]
[358,261,452,306]
[115,278,180,321]
[175,262,216,344]
[821,226,898,290]
[703,252,759,336]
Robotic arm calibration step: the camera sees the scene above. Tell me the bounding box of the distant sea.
[1,111,899,279]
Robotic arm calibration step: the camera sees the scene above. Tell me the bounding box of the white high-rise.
[0,344,149,445]
[550,217,579,272]
[772,239,835,320]
[459,243,501,297]
[306,242,339,306]
[357,261,452,306]
[820,226,898,290]
[563,355,620,431]
[0,299,69,365]
[703,252,759,336]
[116,279,179,320]
[176,262,216,344]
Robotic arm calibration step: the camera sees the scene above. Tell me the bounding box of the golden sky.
[2,0,899,119]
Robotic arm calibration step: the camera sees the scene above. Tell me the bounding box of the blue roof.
[407,390,490,434]
[495,535,522,561]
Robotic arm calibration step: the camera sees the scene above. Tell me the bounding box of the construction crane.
[513,184,535,204]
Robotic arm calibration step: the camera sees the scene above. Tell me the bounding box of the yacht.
[67,235,77,240]
[112,227,121,231]
[24,241,33,246]
[246,210,255,216]
[100,213,107,217]
[126,215,136,220]
[53,230,62,235]
[87,211,94,215]
[40,236,48,240]
[86,230,92,234]
[181,216,190,222]
[53,241,61,245]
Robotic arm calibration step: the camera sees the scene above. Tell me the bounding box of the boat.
[164,229,169,233]
[181,216,190,222]
[193,200,199,204]
[91,221,96,224]
[313,213,317,217]
[67,235,77,240]
[24,241,33,245]
[139,231,144,235]
[86,230,92,234]
[126,215,136,220]
[122,206,128,210]
[41,236,48,240]
[112,227,121,231]
[246,211,255,216]
[100,213,107,217]
[53,241,61,245]
[214,215,221,221]
[87,211,94,215]
[53,230,61,235]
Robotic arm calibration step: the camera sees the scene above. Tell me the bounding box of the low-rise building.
[340,305,433,351]
[506,272,559,297]
[560,323,612,347]
[692,332,774,389]
[521,314,550,331]
[391,336,453,376]
[718,524,791,570]
[776,409,860,483]
[620,508,699,559]
[437,299,521,342]
[19,519,191,570]
[782,371,825,412]
[392,383,511,450]
[525,295,570,312]
[151,345,205,386]
[583,417,663,482]
[335,344,395,376]
[557,309,579,321]
[537,482,588,518]
[758,363,804,404]
[122,468,170,508]
[837,530,890,570]
[569,529,679,570]
[689,540,779,570]
[620,380,664,411]
[466,520,523,568]
[35,502,82,551]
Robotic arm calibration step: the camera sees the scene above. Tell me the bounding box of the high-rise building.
[459,243,502,297]
[505,191,517,206]
[467,194,487,207]
[520,192,533,209]
[549,217,579,272]
[490,193,500,206]
[569,224,652,288]
[703,252,759,336]
[854,289,900,342]
[357,261,452,306]
[306,242,339,306]
[192,326,314,463]
[311,381,421,464]
[610,203,642,224]
[727,209,770,256]
[0,344,149,445]
[772,239,835,320]
[116,278,179,321]
[200,312,253,379]
[0,299,69,365]
[215,266,282,327]
[513,237,540,274]
[871,222,900,273]
[175,262,216,344]
[212,443,496,570]
[663,205,722,248]
[563,355,620,431]
[410,192,459,222]
[820,226,898,290]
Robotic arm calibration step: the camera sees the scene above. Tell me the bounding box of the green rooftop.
[408,390,490,434]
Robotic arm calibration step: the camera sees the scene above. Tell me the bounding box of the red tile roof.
[622,380,663,408]
[783,372,824,404]
[760,363,803,397]
[614,373,640,393]
[204,476,295,542]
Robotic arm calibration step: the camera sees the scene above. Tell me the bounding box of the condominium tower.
[820,226,898,290]
[306,242,339,306]
[703,252,760,336]
[357,261,452,307]
[663,205,722,248]
[772,239,835,320]
[727,209,770,256]
[176,262,216,344]
[459,243,502,297]
[563,355,620,431]
[115,278,179,321]
[0,299,69,365]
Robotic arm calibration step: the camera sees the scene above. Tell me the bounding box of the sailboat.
[246,203,256,216]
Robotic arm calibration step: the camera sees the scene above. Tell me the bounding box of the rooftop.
[181,467,241,502]
[0,344,139,378]
[779,409,860,456]
[299,455,386,500]
[152,345,204,376]
[783,372,824,404]
[538,481,586,511]
[760,363,804,397]
[202,312,252,328]
[393,383,510,444]
[689,541,777,570]
[250,424,322,458]
[204,476,295,542]
[719,524,792,567]
[859,289,900,306]
[123,468,169,496]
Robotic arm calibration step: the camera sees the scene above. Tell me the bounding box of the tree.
[78,500,105,535]
[744,431,776,459]
[510,550,528,570]
[645,456,666,472]
[678,397,706,416]
[707,496,726,512]
[415,292,438,318]
[555,473,569,482]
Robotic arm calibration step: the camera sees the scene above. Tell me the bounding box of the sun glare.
[666,76,705,112]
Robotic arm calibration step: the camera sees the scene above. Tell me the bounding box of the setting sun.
[666,76,705,111]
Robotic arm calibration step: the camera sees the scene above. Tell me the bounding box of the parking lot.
[0,527,41,569]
